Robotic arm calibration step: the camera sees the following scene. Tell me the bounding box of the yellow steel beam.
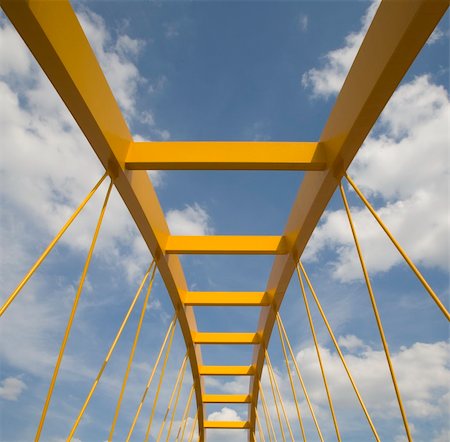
[183,292,272,306]
[248,0,449,437]
[192,332,261,345]
[199,366,256,376]
[0,2,206,439]
[203,394,252,403]
[125,141,326,171]
[165,236,288,255]
[204,421,250,429]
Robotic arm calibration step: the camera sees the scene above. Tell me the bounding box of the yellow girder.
[183,292,272,306]
[192,332,261,345]
[204,421,251,429]
[199,365,256,376]
[203,394,252,404]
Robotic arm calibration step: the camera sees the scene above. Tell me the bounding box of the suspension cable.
[125,313,177,440]
[108,260,157,441]
[296,265,341,441]
[299,261,380,441]
[345,173,449,321]
[275,317,307,441]
[187,409,198,442]
[176,385,194,442]
[340,182,412,441]
[276,314,323,441]
[35,177,113,441]
[265,351,295,442]
[264,361,286,442]
[1,172,108,317]
[67,260,156,440]
[259,381,277,442]
[255,408,267,442]
[162,353,189,442]
[143,319,178,442]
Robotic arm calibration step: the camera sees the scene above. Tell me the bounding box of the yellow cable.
[259,381,277,442]
[276,317,307,441]
[296,265,342,442]
[67,259,154,440]
[265,351,295,442]
[108,260,157,441]
[299,261,381,441]
[255,408,267,442]
[35,178,113,442]
[187,409,198,442]
[277,314,323,441]
[1,172,108,318]
[264,361,286,442]
[143,320,178,442]
[163,353,189,441]
[125,313,177,441]
[340,182,412,441]
[176,385,194,442]
[345,173,449,321]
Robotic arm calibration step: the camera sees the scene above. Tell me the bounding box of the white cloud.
[301,0,380,98]
[206,407,247,442]
[0,377,27,401]
[427,26,445,45]
[304,75,449,281]
[298,14,308,33]
[166,203,214,235]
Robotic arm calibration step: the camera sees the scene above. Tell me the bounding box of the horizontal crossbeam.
[199,366,256,376]
[204,421,251,429]
[192,332,261,345]
[165,236,288,255]
[184,292,272,306]
[125,141,326,171]
[203,394,251,403]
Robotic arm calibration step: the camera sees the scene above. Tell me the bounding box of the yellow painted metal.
[126,141,326,171]
[276,314,323,442]
[297,266,341,442]
[143,320,178,442]
[108,261,157,441]
[299,262,380,441]
[276,317,306,442]
[345,174,450,321]
[126,314,177,441]
[259,381,277,442]
[248,2,448,436]
[67,253,153,441]
[265,363,286,442]
[165,236,288,255]
[188,410,199,442]
[0,172,108,318]
[166,361,189,442]
[255,408,267,442]
[0,2,206,437]
[184,292,273,306]
[177,385,195,442]
[193,332,261,345]
[156,353,189,442]
[204,421,251,429]
[199,365,256,376]
[266,352,295,442]
[203,394,251,403]
[35,179,113,442]
[340,183,412,441]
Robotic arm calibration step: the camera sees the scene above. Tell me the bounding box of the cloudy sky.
[0,1,449,441]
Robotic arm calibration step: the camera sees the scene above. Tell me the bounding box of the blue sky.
[0,1,449,441]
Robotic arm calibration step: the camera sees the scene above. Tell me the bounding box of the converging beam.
[199,366,256,376]
[184,292,272,306]
[125,141,327,171]
[204,421,250,429]
[203,395,252,403]
[165,236,288,255]
[193,332,261,345]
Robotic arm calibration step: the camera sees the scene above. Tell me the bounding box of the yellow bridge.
[0,0,448,441]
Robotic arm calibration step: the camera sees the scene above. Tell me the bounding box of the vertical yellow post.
[35,179,113,441]
[340,182,412,441]
[299,262,380,441]
[297,265,341,442]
